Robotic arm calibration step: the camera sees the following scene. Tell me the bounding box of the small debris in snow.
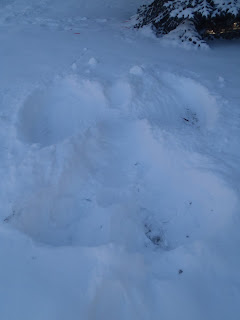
[3,211,15,223]
[144,222,166,247]
[183,108,199,127]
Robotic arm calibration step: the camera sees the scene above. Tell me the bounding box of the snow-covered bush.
[134,0,240,45]
[162,20,209,48]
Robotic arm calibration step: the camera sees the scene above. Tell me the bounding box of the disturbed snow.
[0,1,240,319]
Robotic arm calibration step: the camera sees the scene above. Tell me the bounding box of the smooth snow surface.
[0,1,240,320]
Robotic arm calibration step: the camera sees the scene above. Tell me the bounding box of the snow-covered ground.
[0,1,240,319]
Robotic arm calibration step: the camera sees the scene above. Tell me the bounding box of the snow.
[129,65,143,75]
[88,57,98,66]
[0,1,240,319]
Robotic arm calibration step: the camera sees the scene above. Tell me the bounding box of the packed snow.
[0,0,240,319]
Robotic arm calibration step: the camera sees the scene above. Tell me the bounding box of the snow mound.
[17,76,107,147]
[10,71,224,247]
[125,71,218,130]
